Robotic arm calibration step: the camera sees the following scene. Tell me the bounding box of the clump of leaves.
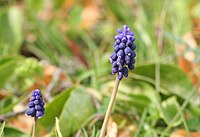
[7,58,42,92]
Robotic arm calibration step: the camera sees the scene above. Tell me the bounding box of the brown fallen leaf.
[170,129,200,137]
[178,57,198,85]
[118,125,136,137]
[112,114,137,137]
[29,64,68,93]
[62,0,74,12]
[106,118,118,137]
[177,32,200,89]
[8,114,33,134]
[192,18,200,44]
[80,2,101,29]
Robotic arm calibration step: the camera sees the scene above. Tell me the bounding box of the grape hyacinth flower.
[26,89,45,137]
[110,25,136,80]
[26,89,45,118]
[100,25,136,137]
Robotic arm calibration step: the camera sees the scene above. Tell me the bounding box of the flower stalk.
[99,76,120,137]
[32,117,38,137]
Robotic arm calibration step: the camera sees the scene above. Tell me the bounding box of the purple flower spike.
[26,89,45,118]
[110,25,136,80]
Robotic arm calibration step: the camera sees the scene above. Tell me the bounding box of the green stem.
[99,75,120,137]
[134,108,148,137]
[32,117,38,137]
[175,101,191,137]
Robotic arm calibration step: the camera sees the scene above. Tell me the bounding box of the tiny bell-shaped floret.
[119,43,126,49]
[117,50,124,58]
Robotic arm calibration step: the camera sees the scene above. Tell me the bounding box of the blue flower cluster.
[109,25,136,80]
[26,89,45,118]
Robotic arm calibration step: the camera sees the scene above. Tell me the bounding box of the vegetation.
[0,0,200,136]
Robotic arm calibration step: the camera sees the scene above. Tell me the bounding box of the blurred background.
[0,0,200,136]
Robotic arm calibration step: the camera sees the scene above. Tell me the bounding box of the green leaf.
[189,105,200,117]
[53,0,65,9]
[0,8,14,46]
[3,127,29,137]
[0,121,5,136]
[0,7,23,54]
[0,56,22,87]
[132,64,199,105]
[0,91,29,114]
[95,130,100,137]
[143,130,157,137]
[161,97,182,127]
[54,117,63,137]
[8,6,23,50]
[106,0,134,22]
[59,88,96,136]
[0,96,15,114]
[125,94,151,112]
[185,109,200,130]
[91,126,95,137]
[24,0,43,12]
[38,88,73,132]
[171,0,192,35]
[82,128,88,137]
[187,105,200,130]
[191,3,200,18]
[116,81,160,114]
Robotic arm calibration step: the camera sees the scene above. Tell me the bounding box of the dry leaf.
[177,32,200,87]
[112,114,137,137]
[106,118,118,137]
[170,129,200,137]
[192,18,200,43]
[80,2,100,29]
[62,0,74,12]
[29,65,67,91]
[43,65,66,85]
[118,125,136,137]
[0,90,10,100]
[8,115,33,134]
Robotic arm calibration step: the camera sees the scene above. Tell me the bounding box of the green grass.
[0,0,199,136]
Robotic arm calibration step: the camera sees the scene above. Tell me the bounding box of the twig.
[45,68,62,102]
[0,109,26,121]
[100,76,120,137]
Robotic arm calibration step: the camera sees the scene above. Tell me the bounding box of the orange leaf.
[171,129,200,137]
